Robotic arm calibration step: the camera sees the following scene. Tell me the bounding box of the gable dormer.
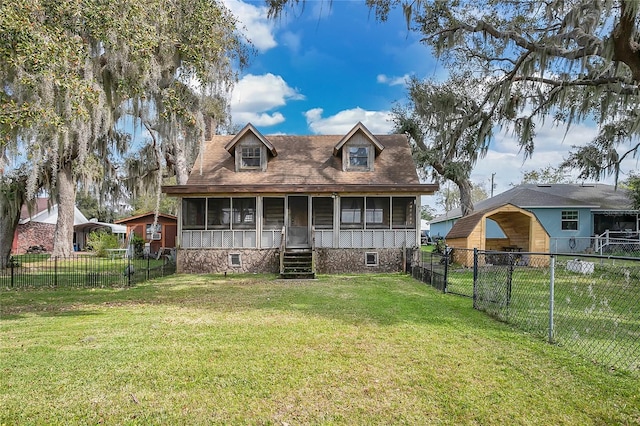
[224,123,277,172]
[333,122,385,172]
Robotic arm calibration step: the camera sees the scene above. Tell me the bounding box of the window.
[207,198,231,229]
[232,198,256,229]
[561,210,578,230]
[182,198,206,230]
[366,197,390,228]
[146,223,162,240]
[345,145,371,171]
[263,197,285,229]
[240,146,262,169]
[365,252,378,266]
[229,253,241,267]
[312,197,334,229]
[392,197,416,229]
[340,197,364,229]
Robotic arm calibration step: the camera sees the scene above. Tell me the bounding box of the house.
[163,122,438,276]
[12,198,126,254]
[114,212,177,256]
[429,184,639,264]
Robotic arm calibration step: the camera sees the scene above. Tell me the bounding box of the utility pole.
[491,173,496,197]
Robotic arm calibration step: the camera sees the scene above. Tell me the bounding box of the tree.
[513,165,574,185]
[0,172,29,268]
[620,173,640,209]
[269,0,640,191]
[394,75,492,216]
[420,205,436,221]
[436,181,489,214]
[1,0,247,258]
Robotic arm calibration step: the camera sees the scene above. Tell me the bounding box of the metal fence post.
[507,253,513,307]
[10,259,14,288]
[549,255,555,343]
[443,245,449,293]
[430,251,434,289]
[147,255,150,281]
[54,256,58,288]
[473,248,478,309]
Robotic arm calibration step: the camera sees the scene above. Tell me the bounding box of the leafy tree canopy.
[620,173,640,209]
[1,0,248,256]
[270,0,640,189]
[513,165,575,185]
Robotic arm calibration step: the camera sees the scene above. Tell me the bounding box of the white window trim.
[561,210,579,231]
[365,251,379,266]
[229,253,242,267]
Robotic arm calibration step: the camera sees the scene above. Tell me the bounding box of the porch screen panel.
[366,197,390,229]
[263,197,285,230]
[340,197,364,229]
[232,198,256,230]
[207,198,230,229]
[312,197,333,229]
[392,197,415,229]
[183,198,206,230]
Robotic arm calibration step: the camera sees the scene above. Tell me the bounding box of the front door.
[287,196,309,248]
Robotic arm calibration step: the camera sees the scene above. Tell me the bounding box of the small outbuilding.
[445,203,550,267]
[115,212,177,256]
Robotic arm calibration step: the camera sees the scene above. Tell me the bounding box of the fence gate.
[473,251,515,321]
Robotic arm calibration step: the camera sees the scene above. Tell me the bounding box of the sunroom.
[179,194,418,250]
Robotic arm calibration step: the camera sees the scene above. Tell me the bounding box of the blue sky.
[223,0,636,200]
[225,0,437,135]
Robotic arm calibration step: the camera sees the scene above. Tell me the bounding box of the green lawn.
[1,273,638,425]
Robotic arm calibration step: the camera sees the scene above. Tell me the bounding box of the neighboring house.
[12,198,126,254]
[163,122,438,276]
[115,212,177,255]
[430,184,639,262]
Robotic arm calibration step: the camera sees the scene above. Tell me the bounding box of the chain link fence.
[474,251,639,374]
[0,253,176,290]
[408,247,640,374]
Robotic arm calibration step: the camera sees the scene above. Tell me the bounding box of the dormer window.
[241,146,262,169]
[225,123,277,173]
[333,122,384,172]
[347,145,371,170]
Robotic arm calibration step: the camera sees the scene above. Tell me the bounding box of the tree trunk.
[51,163,76,258]
[0,175,27,269]
[0,198,22,269]
[173,139,191,185]
[456,178,474,217]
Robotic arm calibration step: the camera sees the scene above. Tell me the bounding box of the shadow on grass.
[0,273,492,330]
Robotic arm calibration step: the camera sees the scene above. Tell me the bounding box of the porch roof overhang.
[162,183,438,196]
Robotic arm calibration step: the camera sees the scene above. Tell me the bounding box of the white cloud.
[223,0,277,52]
[304,107,394,134]
[377,73,411,86]
[230,73,304,126]
[280,31,302,54]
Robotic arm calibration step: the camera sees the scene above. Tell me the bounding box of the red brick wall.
[14,222,56,254]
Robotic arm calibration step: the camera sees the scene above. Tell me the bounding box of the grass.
[1,273,639,425]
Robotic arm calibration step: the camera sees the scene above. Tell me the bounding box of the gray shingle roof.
[431,184,635,223]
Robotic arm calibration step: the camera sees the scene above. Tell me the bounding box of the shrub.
[130,234,145,259]
[86,230,120,257]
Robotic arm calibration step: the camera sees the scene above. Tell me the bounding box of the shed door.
[286,196,309,248]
